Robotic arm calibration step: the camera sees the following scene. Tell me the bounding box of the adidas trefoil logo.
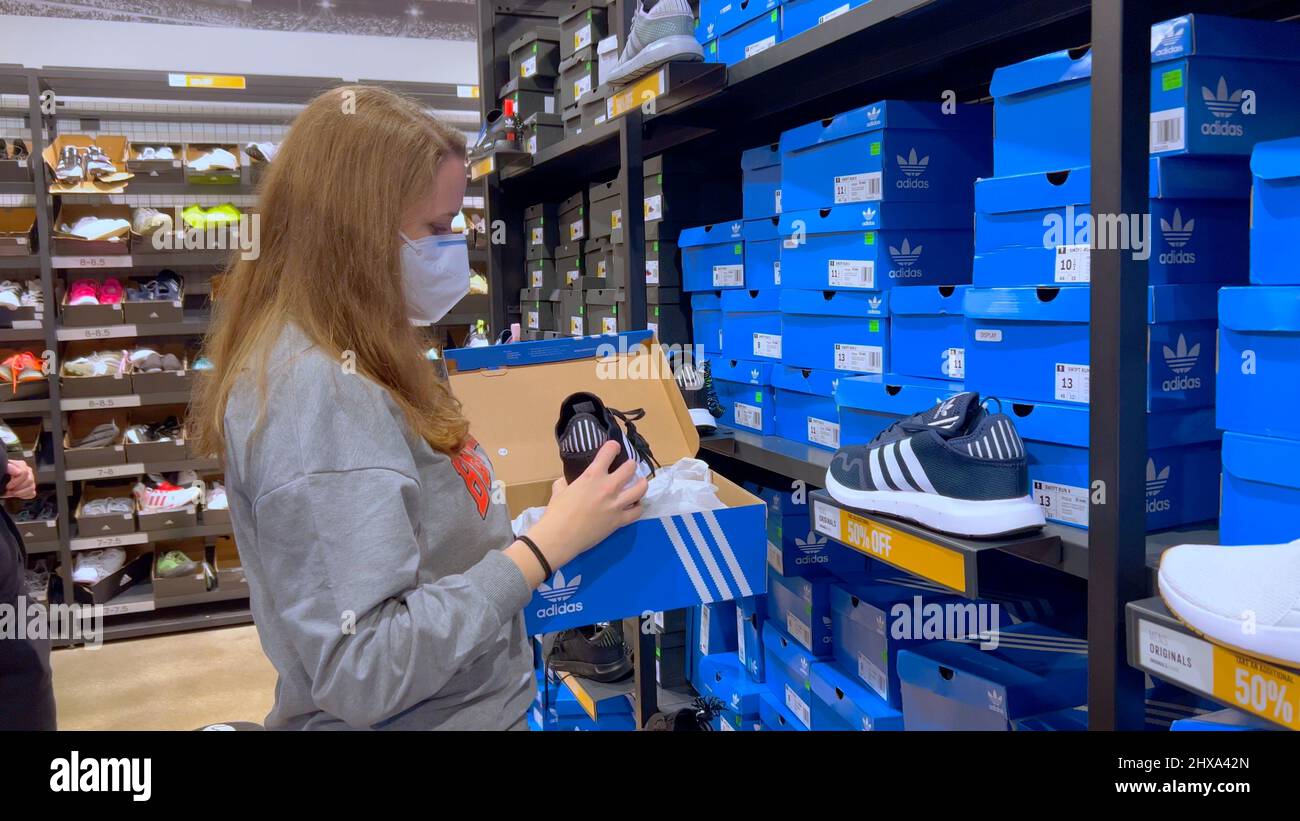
[1160,208,1194,248]
[750,368,760,382]
[795,531,827,555]
[538,570,581,602]
[866,105,881,121]
[861,207,877,226]
[896,148,930,177]
[1163,334,1200,375]
[988,688,1006,715]
[831,378,839,393]
[888,238,922,270]
[867,296,883,313]
[1202,76,1243,119]
[730,222,742,237]
[1146,458,1170,497]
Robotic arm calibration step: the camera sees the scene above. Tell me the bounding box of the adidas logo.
[730,222,742,237]
[861,207,877,226]
[1146,458,1172,513]
[1202,76,1242,119]
[1161,334,1203,392]
[1160,209,1194,248]
[866,105,881,122]
[750,368,760,382]
[1152,21,1185,57]
[794,531,829,565]
[896,148,929,177]
[831,378,839,392]
[867,296,883,313]
[875,613,886,633]
[888,238,923,270]
[929,395,963,429]
[536,570,584,617]
[988,688,1006,715]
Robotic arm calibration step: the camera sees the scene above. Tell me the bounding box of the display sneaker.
[133,472,202,512]
[188,147,238,171]
[1158,539,1300,667]
[20,280,43,308]
[545,622,633,682]
[604,0,703,86]
[244,142,278,163]
[54,145,84,184]
[555,391,659,485]
[672,356,722,434]
[84,144,118,179]
[469,99,520,158]
[824,392,1045,538]
[0,280,21,310]
[206,481,228,511]
[72,547,126,585]
[24,561,51,604]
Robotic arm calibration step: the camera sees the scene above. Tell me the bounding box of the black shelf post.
[1087,0,1150,731]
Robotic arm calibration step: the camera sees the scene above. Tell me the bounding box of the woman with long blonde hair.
[190,86,645,730]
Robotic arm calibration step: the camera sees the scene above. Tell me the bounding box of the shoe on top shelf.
[555,391,659,485]
[469,100,520,159]
[131,207,174,237]
[604,0,703,86]
[824,391,1046,539]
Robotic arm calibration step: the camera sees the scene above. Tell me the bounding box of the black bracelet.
[516,534,552,579]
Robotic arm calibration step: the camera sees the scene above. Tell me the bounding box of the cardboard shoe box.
[555,246,584,289]
[645,238,681,287]
[183,142,241,185]
[560,0,609,61]
[810,659,905,731]
[526,259,562,291]
[129,341,193,394]
[558,190,587,245]
[123,404,190,463]
[123,278,185,324]
[126,142,184,183]
[501,80,558,122]
[0,207,36,257]
[68,547,151,605]
[151,538,208,600]
[75,481,136,536]
[522,112,564,156]
[0,141,32,183]
[741,143,782,219]
[1250,137,1300,286]
[137,497,198,532]
[509,28,562,82]
[581,238,626,288]
[580,85,612,131]
[711,358,776,435]
[213,536,247,595]
[742,218,780,289]
[521,300,557,332]
[43,134,132,194]
[587,177,623,242]
[559,47,599,111]
[202,478,231,526]
[524,202,558,261]
[835,374,965,445]
[557,289,586,336]
[52,203,132,259]
[679,221,745,291]
[778,288,890,374]
[890,285,969,381]
[444,332,767,634]
[720,288,781,363]
[60,342,131,398]
[772,365,843,451]
[1220,431,1300,546]
[63,411,128,470]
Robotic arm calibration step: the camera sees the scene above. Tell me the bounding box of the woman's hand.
[3,460,35,500]
[508,441,648,585]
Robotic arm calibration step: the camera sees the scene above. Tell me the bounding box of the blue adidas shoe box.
[696,652,765,727]
[737,594,766,682]
[991,14,1300,176]
[1171,707,1279,731]
[1015,686,1212,731]
[890,285,969,381]
[1217,286,1300,439]
[742,144,782,220]
[762,621,820,729]
[779,201,974,290]
[697,0,778,43]
[743,217,782,289]
[973,158,1250,288]
[758,688,805,730]
[1220,431,1300,546]
[834,374,966,445]
[692,291,723,355]
[1009,399,1220,531]
[766,566,833,655]
[964,284,1218,409]
[712,357,777,435]
[716,6,781,66]
[680,221,746,291]
[779,289,889,374]
[773,366,842,450]
[721,289,783,363]
[782,0,868,40]
[779,100,991,212]
[896,623,1088,731]
[1251,138,1300,285]
[810,660,905,731]
[696,600,739,656]
[769,514,872,581]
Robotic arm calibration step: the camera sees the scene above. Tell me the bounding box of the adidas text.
[537,601,583,618]
[1201,121,1244,137]
[895,178,930,190]
[795,554,829,566]
[1147,498,1172,514]
[1161,375,1202,392]
[1158,250,1196,265]
[889,268,924,279]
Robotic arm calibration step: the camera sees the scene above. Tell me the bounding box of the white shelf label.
[733,401,762,431]
[784,683,811,728]
[744,35,777,59]
[975,328,1002,343]
[62,395,143,411]
[1054,243,1091,283]
[834,171,881,204]
[1150,107,1187,153]
[1033,479,1088,527]
[1054,363,1089,404]
[52,255,132,269]
[71,531,149,551]
[643,194,663,221]
[786,612,812,649]
[813,500,840,538]
[807,417,840,449]
[1137,618,1213,692]
[66,463,145,482]
[736,607,748,665]
[820,2,851,23]
[58,324,140,341]
[828,259,873,288]
[834,343,882,374]
[944,346,965,379]
[858,651,889,700]
[753,332,781,359]
[712,264,743,287]
[645,260,659,284]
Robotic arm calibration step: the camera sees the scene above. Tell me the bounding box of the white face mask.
[400,232,471,322]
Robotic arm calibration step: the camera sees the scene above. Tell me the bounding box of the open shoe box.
[52,202,132,259]
[7,495,58,545]
[151,537,209,600]
[0,138,31,183]
[60,341,131,398]
[42,134,133,194]
[58,272,128,328]
[64,546,151,605]
[213,535,246,594]
[446,331,767,634]
[0,347,48,399]
[123,403,188,462]
[63,410,128,470]
[137,474,201,532]
[7,416,43,473]
[201,474,229,525]
[129,340,191,393]
[0,207,36,257]
[122,279,185,324]
[126,141,184,181]
[183,143,241,184]
[74,480,136,537]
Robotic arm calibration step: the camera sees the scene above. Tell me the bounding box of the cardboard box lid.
[779,288,888,318]
[833,374,962,415]
[1223,430,1300,491]
[721,288,779,313]
[446,331,697,486]
[678,220,743,248]
[1002,399,1218,449]
[779,100,991,154]
[771,364,839,397]
[1151,13,1300,65]
[963,284,1219,324]
[740,143,781,171]
[0,207,35,236]
[889,284,968,316]
[1219,284,1300,332]
[711,358,772,386]
[1252,135,1300,182]
[989,47,1092,100]
[509,27,561,54]
[52,203,133,240]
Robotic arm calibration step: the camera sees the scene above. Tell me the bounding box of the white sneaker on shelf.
[605,0,703,86]
[188,147,238,171]
[1158,538,1300,667]
[73,547,126,585]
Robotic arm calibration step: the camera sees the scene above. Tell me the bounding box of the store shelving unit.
[2,65,484,643]
[476,0,1300,729]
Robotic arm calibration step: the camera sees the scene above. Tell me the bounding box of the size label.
[573,73,592,100]
[944,347,965,379]
[1054,363,1090,403]
[975,328,1002,343]
[601,317,617,334]
[753,332,782,359]
[786,613,812,650]
[834,171,881,204]
[858,652,889,700]
[520,55,538,77]
[1054,243,1091,283]
[569,218,584,240]
[774,189,782,213]
[569,316,584,335]
[833,343,883,374]
[645,260,659,284]
[1150,107,1187,153]
[610,209,622,230]
[1033,479,1088,527]
[700,604,711,653]
[530,269,544,287]
[527,310,539,330]
[767,540,784,575]
[773,260,781,286]
[733,401,762,431]
[644,194,663,221]
[785,684,811,728]
[596,260,607,278]
[713,264,743,287]
[808,417,840,449]
[565,269,580,285]
[574,23,592,51]
[526,135,538,154]
[744,35,777,58]
[828,259,874,288]
[530,227,543,245]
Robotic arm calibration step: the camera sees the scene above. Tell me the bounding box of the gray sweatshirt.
[222,325,535,730]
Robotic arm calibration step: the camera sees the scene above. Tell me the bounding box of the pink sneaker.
[98,278,125,305]
[68,279,99,306]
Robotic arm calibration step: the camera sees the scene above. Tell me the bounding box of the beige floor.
[51,625,277,731]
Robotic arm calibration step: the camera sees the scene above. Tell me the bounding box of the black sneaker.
[824,392,1045,538]
[644,696,724,731]
[546,623,633,682]
[555,391,658,484]
[673,358,722,434]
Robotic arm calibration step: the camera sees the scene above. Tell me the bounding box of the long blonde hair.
[190,85,470,457]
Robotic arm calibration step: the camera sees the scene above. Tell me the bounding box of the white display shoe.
[1158,539,1300,667]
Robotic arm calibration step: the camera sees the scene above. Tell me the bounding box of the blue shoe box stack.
[710,358,776,435]
[1217,137,1300,545]
[697,0,782,67]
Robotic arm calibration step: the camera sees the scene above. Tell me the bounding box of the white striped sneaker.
[824,392,1045,538]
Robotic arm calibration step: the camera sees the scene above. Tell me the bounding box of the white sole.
[606,35,704,86]
[689,407,717,432]
[824,471,1046,539]
[1158,570,1300,667]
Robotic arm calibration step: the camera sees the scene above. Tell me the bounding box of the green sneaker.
[204,204,242,226]
[181,204,207,230]
[156,550,198,578]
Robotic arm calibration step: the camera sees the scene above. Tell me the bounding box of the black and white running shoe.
[673,358,722,434]
[824,392,1045,538]
[556,391,659,484]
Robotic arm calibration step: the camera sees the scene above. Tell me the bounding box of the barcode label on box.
[834,343,883,373]
[945,346,966,379]
[733,401,762,430]
[574,23,592,50]
[531,227,543,245]
[736,607,748,664]
[527,311,539,329]
[828,259,873,288]
[1150,107,1186,153]
[833,172,881,204]
[820,2,851,23]
[753,332,781,359]
[644,194,663,221]
[744,35,777,59]
[1055,363,1090,403]
[611,209,622,230]
[808,417,840,449]
[574,73,592,100]
[521,55,537,77]
[531,269,543,287]
[786,613,812,650]
[774,189,782,214]
[713,264,743,287]
[1033,479,1088,527]
[565,269,580,285]
[527,135,538,154]
[601,317,617,334]
[785,683,811,728]
[570,219,584,240]
[569,316,584,335]
[544,96,556,114]
[596,260,607,278]
[1054,243,1091,283]
[858,652,889,700]
[773,260,781,286]
[645,260,659,284]
[767,540,784,575]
